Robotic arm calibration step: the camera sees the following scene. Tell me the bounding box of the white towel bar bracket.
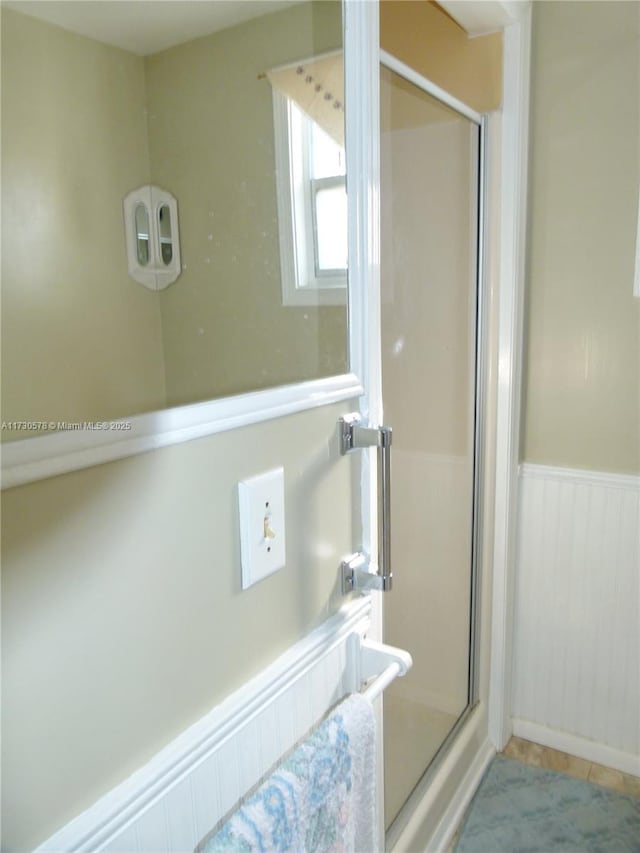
[359,639,413,701]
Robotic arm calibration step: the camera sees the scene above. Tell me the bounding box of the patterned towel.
[198,694,377,853]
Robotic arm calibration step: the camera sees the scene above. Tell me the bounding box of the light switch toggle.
[263,514,276,540]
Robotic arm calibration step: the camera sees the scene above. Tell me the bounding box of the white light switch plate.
[238,467,286,589]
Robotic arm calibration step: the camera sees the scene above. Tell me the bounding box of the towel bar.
[359,639,412,701]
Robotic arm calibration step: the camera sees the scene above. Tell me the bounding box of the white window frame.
[272,88,347,306]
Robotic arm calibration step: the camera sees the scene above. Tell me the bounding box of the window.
[273,89,347,306]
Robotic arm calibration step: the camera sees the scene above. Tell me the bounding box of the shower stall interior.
[379,54,485,830]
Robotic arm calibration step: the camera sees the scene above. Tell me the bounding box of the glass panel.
[134,203,150,266]
[157,204,173,266]
[380,65,480,828]
[1,0,347,437]
[314,183,348,271]
[311,121,345,179]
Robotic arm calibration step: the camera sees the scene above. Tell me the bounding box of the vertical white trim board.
[512,464,639,766]
[488,4,532,751]
[634,187,640,298]
[344,0,384,839]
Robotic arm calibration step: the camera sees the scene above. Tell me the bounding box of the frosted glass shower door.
[380,62,482,828]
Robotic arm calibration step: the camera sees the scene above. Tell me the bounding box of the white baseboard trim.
[513,719,640,777]
[425,738,495,853]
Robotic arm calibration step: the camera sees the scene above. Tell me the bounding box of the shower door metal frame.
[378,48,489,835]
[344,0,532,843]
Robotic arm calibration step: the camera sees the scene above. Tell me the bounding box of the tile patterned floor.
[503,737,640,798]
[447,738,639,852]
[453,755,640,853]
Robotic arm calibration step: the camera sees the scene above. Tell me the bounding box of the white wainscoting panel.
[35,599,375,853]
[512,464,640,770]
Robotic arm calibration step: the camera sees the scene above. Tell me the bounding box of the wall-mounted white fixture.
[238,467,286,589]
[123,185,181,290]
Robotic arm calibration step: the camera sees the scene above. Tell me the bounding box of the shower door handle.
[338,413,393,594]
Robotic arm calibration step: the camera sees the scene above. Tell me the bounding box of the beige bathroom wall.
[0,8,166,433]
[522,1,640,475]
[1,400,357,851]
[380,0,502,113]
[144,1,348,406]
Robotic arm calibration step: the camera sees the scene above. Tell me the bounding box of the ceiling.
[3,0,302,55]
[437,0,529,37]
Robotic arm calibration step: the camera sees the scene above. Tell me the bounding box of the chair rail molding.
[1,374,363,489]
